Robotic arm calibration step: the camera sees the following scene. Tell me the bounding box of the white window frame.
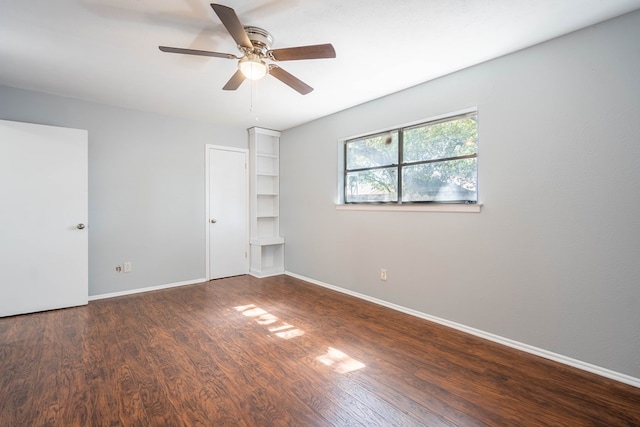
[336,108,482,213]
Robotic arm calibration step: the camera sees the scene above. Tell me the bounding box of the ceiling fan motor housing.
[243,26,273,56]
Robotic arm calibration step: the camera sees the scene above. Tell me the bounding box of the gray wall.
[0,85,246,296]
[279,11,640,379]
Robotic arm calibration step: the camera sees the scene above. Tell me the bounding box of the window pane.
[346,131,398,170]
[402,158,477,202]
[403,115,477,163]
[346,168,398,202]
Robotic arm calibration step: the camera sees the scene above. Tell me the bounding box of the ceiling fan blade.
[159,46,237,59]
[269,44,336,61]
[223,70,246,90]
[269,65,313,95]
[210,4,253,49]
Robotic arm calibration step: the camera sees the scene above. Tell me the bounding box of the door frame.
[205,144,250,280]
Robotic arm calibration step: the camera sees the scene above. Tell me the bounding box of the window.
[344,111,478,204]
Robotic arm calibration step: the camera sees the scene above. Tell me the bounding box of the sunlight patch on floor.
[317,347,366,374]
[234,305,365,373]
[234,304,305,340]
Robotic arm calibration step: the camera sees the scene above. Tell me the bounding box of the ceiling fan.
[159,3,336,95]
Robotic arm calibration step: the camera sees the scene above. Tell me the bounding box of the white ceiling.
[2,1,639,131]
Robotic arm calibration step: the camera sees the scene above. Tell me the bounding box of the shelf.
[257,155,278,175]
[249,239,284,278]
[249,127,284,278]
[249,266,284,278]
[256,217,278,238]
[256,194,278,218]
[256,175,278,194]
[251,237,285,246]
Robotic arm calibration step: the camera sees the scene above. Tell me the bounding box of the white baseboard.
[285,271,640,389]
[88,278,207,301]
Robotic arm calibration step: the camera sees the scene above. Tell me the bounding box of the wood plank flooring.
[1,274,639,426]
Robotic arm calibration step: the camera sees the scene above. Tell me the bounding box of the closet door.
[207,146,249,279]
[0,119,88,317]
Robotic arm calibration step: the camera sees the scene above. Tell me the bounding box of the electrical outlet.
[115,265,122,273]
[123,261,132,273]
[380,268,387,281]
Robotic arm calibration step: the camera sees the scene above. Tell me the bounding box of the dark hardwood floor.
[1,274,639,426]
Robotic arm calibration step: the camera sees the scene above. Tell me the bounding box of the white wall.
[279,11,640,379]
[0,85,246,296]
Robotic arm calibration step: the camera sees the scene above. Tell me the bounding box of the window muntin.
[346,131,399,170]
[346,168,398,203]
[401,158,477,202]
[344,112,477,204]
[403,117,478,163]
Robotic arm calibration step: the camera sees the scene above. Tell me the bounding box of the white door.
[207,146,248,279]
[0,119,88,317]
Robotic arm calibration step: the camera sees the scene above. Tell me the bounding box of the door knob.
[211,219,217,224]
[77,223,85,229]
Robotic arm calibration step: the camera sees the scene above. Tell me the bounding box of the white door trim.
[205,144,249,280]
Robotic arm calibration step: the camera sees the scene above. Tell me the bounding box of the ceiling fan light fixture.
[238,54,267,80]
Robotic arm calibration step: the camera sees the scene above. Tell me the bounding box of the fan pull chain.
[250,79,259,122]
[250,79,255,112]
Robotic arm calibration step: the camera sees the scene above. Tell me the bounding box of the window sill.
[335,203,482,213]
